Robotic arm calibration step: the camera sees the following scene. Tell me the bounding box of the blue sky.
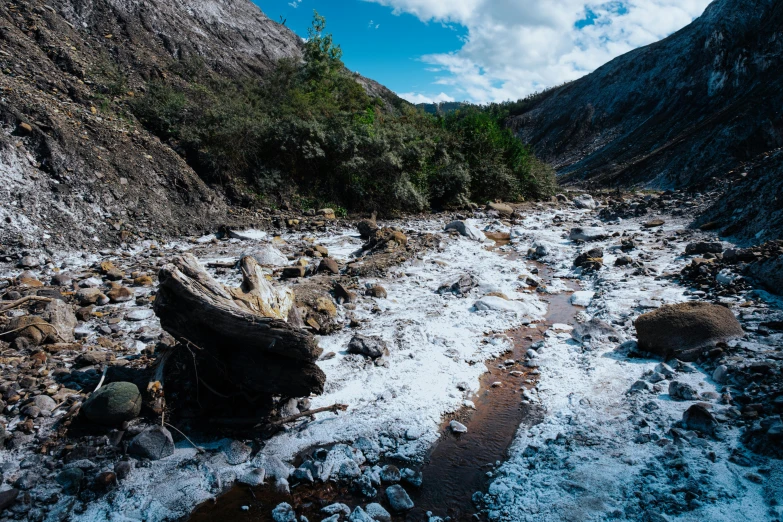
[253,0,467,101]
[253,0,712,104]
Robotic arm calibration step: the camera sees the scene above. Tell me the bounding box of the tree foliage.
[132,11,557,212]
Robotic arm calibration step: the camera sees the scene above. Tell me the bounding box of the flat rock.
[568,227,607,242]
[244,244,287,266]
[570,291,595,307]
[125,309,153,321]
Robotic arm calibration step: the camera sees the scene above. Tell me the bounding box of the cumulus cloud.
[398,91,456,104]
[366,0,712,103]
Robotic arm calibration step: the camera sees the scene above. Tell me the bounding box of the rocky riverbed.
[0,192,781,522]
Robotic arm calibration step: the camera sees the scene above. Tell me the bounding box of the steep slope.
[0,0,303,249]
[511,0,783,195]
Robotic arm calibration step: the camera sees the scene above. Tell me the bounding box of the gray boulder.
[386,484,414,512]
[348,335,389,359]
[669,381,699,401]
[682,404,717,436]
[445,221,486,242]
[128,426,175,460]
[365,503,391,522]
[44,299,77,342]
[568,227,607,242]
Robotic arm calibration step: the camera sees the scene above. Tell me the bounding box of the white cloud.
[288,0,302,8]
[398,91,456,104]
[365,0,712,103]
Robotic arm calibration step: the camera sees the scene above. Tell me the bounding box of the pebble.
[449,420,468,433]
[385,484,414,512]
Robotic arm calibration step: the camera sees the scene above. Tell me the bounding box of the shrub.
[131,12,557,212]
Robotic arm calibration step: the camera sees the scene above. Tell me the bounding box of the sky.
[253,0,713,105]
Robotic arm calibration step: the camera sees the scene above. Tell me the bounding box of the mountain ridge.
[511,0,782,204]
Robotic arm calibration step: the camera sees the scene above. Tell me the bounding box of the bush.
[131,12,557,212]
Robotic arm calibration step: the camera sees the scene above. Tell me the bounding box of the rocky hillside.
[511,0,782,237]
[0,0,304,249]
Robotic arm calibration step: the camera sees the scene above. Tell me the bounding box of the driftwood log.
[154,254,325,399]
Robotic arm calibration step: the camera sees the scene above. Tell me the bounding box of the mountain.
[0,0,412,249]
[0,0,308,249]
[510,0,782,238]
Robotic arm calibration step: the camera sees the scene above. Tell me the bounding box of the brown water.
[191,252,581,522]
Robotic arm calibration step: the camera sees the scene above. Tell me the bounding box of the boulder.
[682,404,717,436]
[669,381,699,401]
[634,302,744,361]
[365,503,391,522]
[272,502,297,522]
[5,316,52,345]
[56,468,84,495]
[437,274,478,296]
[318,208,337,220]
[0,489,19,511]
[572,194,597,209]
[386,485,414,512]
[82,382,142,425]
[318,258,339,274]
[366,285,387,298]
[107,286,134,303]
[128,426,175,460]
[43,299,77,342]
[574,247,604,269]
[244,245,289,266]
[281,266,306,279]
[568,227,607,242]
[487,202,513,216]
[17,255,40,268]
[570,291,595,307]
[76,288,109,306]
[445,221,486,242]
[357,217,379,239]
[348,335,389,359]
[571,318,618,343]
[684,242,723,255]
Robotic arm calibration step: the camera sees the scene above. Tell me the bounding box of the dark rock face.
[511,0,783,236]
[634,302,744,361]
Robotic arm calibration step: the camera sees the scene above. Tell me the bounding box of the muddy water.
[406,267,579,521]
[191,252,581,522]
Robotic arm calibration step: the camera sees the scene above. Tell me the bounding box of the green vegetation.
[131,12,556,212]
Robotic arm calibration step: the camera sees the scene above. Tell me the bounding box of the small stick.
[94,366,108,392]
[207,261,236,269]
[164,421,205,453]
[0,296,53,312]
[264,404,348,428]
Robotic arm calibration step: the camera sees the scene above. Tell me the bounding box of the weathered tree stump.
[154,254,325,400]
